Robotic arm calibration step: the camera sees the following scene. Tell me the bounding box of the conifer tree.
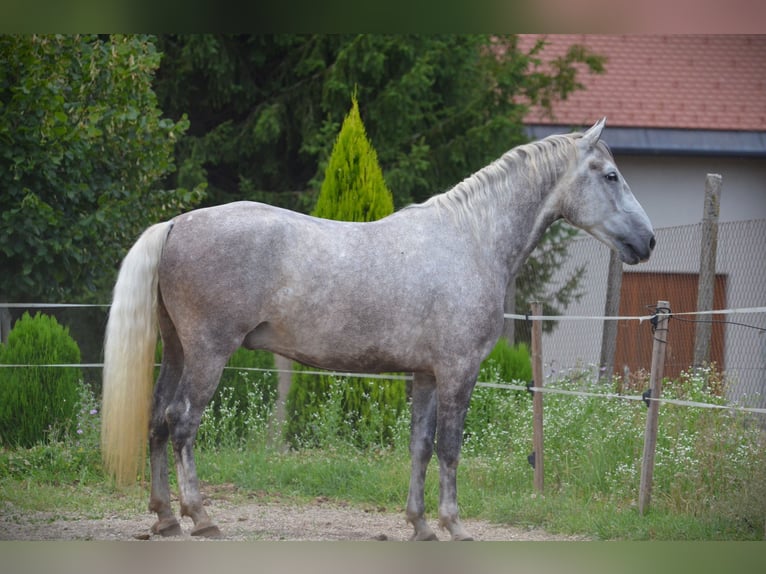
[286,96,404,448]
[312,96,394,221]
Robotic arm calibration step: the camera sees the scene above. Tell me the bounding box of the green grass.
[1,364,764,540]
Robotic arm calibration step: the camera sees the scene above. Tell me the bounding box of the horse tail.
[101,220,173,486]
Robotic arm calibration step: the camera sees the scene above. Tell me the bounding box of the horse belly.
[247,298,431,374]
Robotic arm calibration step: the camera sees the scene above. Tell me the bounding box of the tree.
[513,221,586,342]
[312,95,394,221]
[154,34,604,210]
[0,34,204,304]
[285,96,405,448]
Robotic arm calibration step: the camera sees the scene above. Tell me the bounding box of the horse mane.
[410,132,582,233]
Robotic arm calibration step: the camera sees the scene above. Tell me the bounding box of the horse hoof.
[191,523,223,538]
[453,534,474,541]
[411,531,439,541]
[151,520,183,537]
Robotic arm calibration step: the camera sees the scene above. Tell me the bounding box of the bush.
[0,312,83,447]
[285,370,407,450]
[197,348,278,448]
[464,340,533,449]
[479,339,533,384]
[285,341,531,450]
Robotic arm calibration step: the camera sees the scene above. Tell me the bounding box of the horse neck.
[437,138,573,282]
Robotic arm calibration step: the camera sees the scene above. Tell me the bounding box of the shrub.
[154,343,278,448]
[285,371,407,449]
[204,348,278,444]
[0,312,83,447]
[464,340,533,450]
[479,339,533,384]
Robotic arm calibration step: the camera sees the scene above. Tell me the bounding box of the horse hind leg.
[147,304,183,537]
[406,373,439,541]
[165,346,231,538]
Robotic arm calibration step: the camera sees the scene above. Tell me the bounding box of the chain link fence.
[527,219,766,407]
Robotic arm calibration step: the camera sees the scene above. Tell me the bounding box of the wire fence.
[524,218,766,407]
[1,304,765,417]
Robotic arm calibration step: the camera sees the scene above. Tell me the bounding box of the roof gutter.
[525,125,766,158]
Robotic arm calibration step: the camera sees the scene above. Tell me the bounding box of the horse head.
[560,118,656,264]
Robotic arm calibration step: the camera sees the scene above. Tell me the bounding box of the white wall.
[617,155,766,228]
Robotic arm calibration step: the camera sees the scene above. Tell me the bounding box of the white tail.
[101,221,173,485]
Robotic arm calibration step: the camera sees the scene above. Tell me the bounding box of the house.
[515,35,766,403]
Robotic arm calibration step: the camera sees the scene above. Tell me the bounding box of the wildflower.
[77,428,84,435]
[89,409,98,415]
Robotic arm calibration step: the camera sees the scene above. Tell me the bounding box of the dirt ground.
[0,485,585,542]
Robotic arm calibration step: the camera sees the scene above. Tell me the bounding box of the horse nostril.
[649,235,656,250]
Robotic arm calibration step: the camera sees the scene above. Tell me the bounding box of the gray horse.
[101,118,654,541]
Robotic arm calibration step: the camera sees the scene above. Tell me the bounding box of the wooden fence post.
[638,300,671,515]
[530,301,544,493]
[693,174,722,369]
[599,249,624,382]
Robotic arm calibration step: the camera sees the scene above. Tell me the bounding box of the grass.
[1,364,764,540]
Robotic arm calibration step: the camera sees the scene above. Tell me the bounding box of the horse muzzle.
[620,233,656,265]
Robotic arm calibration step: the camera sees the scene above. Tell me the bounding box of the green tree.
[515,221,586,339]
[312,95,394,221]
[0,34,204,303]
[285,96,406,448]
[154,34,604,210]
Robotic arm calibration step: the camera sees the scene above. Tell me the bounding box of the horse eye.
[605,172,619,182]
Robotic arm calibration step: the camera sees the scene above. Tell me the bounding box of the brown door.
[614,272,727,380]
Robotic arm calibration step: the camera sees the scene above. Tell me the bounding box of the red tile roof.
[517,35,766,131]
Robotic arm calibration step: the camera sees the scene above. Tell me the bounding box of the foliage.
[461,366,766,539]
[285,373,408,450]
[286,95,406,449]
[0,380,102,484]
[479,339,533,384]
[312,95,394,221]
[0,312,82,447]
[513,220,586,340]
[465,341,533,448]
[197,348,278,448]
[0,34,204,303]
[154,34,604,210]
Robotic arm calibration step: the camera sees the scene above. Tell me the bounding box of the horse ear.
[580,117,607,148]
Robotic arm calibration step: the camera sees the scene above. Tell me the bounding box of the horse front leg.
[406,373,439,541]
[435,378,476,541]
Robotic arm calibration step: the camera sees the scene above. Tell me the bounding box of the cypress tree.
[286,96,404,448]
[312,96,394,221]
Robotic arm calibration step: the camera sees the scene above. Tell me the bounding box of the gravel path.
[0,487,584,542]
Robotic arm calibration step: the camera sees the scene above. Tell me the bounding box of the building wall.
[616,155,766,228]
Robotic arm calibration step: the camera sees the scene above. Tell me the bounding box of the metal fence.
[528,218,766,405]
